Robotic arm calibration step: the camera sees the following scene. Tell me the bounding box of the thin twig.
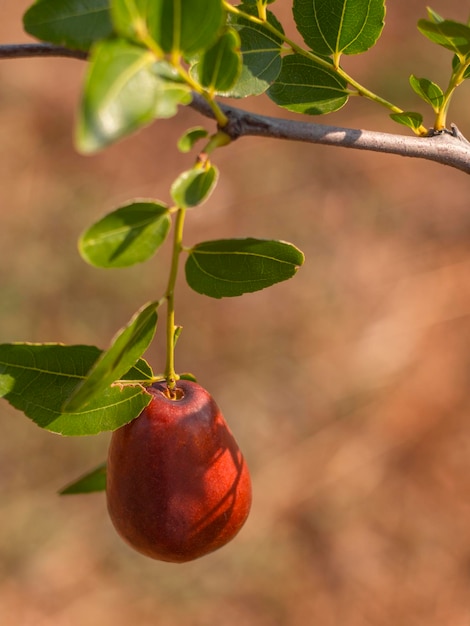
[0,43,87,60]
[1,43,470,175]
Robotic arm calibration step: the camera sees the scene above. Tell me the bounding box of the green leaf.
[452,54,470,80]
[173,326,183,347]
[179,372,197,382]
[390,111,424,132]
[143,0,225,57]
[409,75,444,112]
[64,301,159,412]
[151,62,193,117]
[426,7,444,24]
[23,0,113,51]
[185,238,304,298]
[76,40,191,153]
[293,0,385,58]
[417,19,470,60]
[76,39,157,153]
[197,28,242,93]
[267,54,348,115]
[177,127,209,152]
[110,0,156,44]
[0,344,152,435]
[171,166,219,208]
[225,4,284,97]
[60,462,107,495]
[79,201,171,268]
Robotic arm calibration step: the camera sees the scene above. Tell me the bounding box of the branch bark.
[190,94,470,175]
[0,43,87,60]
[1,43,470,175]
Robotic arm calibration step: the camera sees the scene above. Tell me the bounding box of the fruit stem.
[164,206,186,395]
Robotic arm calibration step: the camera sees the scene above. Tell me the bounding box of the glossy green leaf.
[225,4,284,97]
[0,344,152,435]
[409,75,444,112]
[76,40,191,153]
[177,127,209,152]
[197,29,242,93]
[60,462,107,494]
[267,54,348,115]
[293,0,385,57]
[390,111,424,132]
[23,0,113,51]
[142,0,225,56]
[79,201,171,268]
[185,238,304,298]
[171,166,219,208]
[64,301,159,412]
[417,19,470,60]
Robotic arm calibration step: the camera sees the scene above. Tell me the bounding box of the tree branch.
[0,43,87,60]
[1,43,470,175]
[190,94,470,176]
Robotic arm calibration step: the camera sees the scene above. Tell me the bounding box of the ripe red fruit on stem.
[106,380,252,562]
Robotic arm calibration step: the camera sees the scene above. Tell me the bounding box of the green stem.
[256,0,267,21]
[164,207,186,393]
[176,64,229,127]
[136,22,229,128]
[435,62,469,130]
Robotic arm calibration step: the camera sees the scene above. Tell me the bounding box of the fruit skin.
[106,380,252,562]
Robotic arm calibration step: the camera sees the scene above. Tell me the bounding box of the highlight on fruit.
[106,380,252,563]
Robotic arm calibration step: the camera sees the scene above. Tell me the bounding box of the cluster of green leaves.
[390,8,470,132]
[5,0,470,493]
[20,0,470,137]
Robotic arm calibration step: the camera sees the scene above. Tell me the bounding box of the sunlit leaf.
[60,462,107,494]
[225,4,284,97]
[64,301,159,412]
[197,28,242,93]
[111,0,156,44]
[151,62,193,117]
[293,0,385,57]
[171,166,219,208]
[409,75,444,112]
[185,238,304,298]
[418,19,470,60]
[390,111,424,132]
[0,344,152,435]
[177,127,209,152]
[267,54,348,115]
[426,7,444,24]
[79,201,171,268]
[144,0,225,56]
[76,40,191,153]
[23,0,112,51]
[452,54,470,80]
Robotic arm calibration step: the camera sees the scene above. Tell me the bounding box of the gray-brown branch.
[2,43,470,175]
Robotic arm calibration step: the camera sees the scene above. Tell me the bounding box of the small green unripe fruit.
[106,380,252,562]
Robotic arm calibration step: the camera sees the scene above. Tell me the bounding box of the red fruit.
[106,380,252,562]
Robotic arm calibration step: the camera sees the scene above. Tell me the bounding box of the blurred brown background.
[2,1,470,624]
